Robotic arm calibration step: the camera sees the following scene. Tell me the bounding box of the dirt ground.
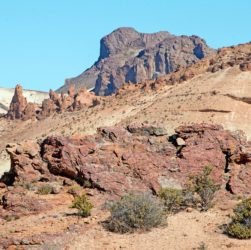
[0,189,250,250]
[67,210,251,250]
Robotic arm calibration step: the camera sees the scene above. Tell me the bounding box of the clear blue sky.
[0,0,251,91]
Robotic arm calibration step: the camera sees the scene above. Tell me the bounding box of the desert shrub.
[70,194,93,217]
[187,166,219,211]
[158,188,184,213]
[105,193,165,233]
[37,184,53,195]
[158,188,198,213]
[226,198,251,239]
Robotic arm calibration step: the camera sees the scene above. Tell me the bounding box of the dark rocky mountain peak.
[58,27,215,95]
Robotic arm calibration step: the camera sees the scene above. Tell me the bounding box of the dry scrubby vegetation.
[105,193,166,233]
[186,166,220,211]
[102,166,221,233]
[32,166,250,239]
[226,198,251,239]
[158,188,194,213]
[70,194,93,217]
[159,166,219,213]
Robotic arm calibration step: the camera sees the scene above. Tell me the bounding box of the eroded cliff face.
[59,27,214,95]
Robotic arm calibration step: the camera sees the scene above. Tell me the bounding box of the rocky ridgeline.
[114,42,251,95]
[5,43,251,121]
[1,123,251,204]
[6,84,100,120]
[59,27,214,95]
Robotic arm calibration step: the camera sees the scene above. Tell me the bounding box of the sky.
[0,0,251,91]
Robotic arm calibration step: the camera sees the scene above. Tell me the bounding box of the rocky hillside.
[1,42,251,250]
[0,87,47,114]
[1,43,251,157]
[1,123,251,248]
[58,27,214,95]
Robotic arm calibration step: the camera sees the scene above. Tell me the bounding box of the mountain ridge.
[58,27,214,95]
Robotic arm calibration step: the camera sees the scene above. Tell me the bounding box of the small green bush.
[226,198,251,239]
[187,166,219,211]
[37,184,53,195]
[158,188,184,213]
[158,188,198,213]
[70,194,93,217]
[106,193,166,233]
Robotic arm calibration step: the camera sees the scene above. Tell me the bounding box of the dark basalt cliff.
[58,27,214,95]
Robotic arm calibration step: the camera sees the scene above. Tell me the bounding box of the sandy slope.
[0,66,251,161]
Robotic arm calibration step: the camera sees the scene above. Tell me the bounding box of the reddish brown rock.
[59,94,74,111]
[22,102,37,121]
[2,123,251,197]
[73,88,98,110]
[0,186,51,217]
[68,84,75,98]
[1,142,49,184]
[39,98,57,119]
[40,124,251,196]
[49,89,60,104]
[7,85,28,119]
[228,164,251,195]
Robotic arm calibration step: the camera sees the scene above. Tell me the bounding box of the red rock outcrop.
[6,84,101,120]
[1,142,49,184]
[2,123,251,197]
[22,102,37,121]
[7,85,28,119]
[39,85,101,117]
[39,98,57,119]
[73,88,99,110]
